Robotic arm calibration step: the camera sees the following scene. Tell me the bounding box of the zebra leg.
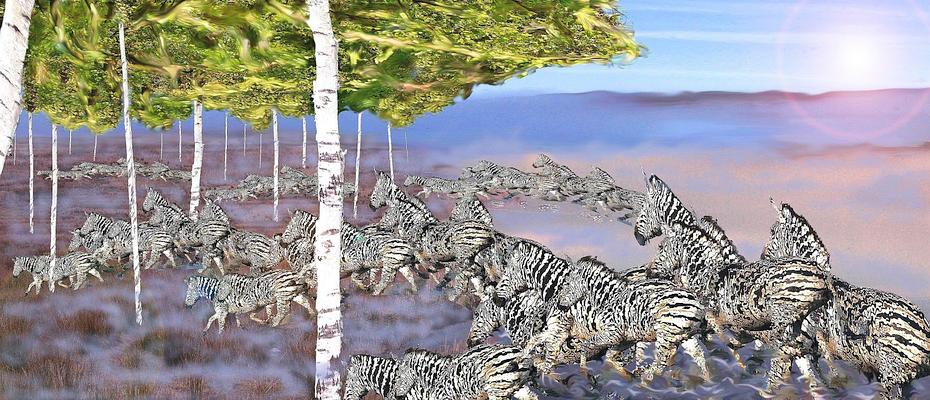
[350,269,372,292]
[681,337,712,381]
[163,250,177,267]
[271,298,291,327]
[372,261,400,296]
[397,266,420,293]
[89,268,104,282]
[796,354,827,393]
[26,279,38,295]
[640,337,678,384]
[765,353,793,393]
[512,387,538,400]
[292,294,315,316]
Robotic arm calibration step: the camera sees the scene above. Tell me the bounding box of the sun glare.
[835,37,876,83]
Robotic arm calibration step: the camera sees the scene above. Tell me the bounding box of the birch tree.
[272,109,279,221]
[188,100,203,218]
[177,120,182,163]
[0,0,35,176]
[119,21,143,325]
[353,112,361,219]
[93,134,98,161]
[307,0,344,397]
[223,112,228,180]
[47,124,56,290]
[28,112,33,233]
[386,122,393,181]
[301,116,307,168]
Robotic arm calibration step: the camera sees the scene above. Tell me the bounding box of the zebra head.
[280,210,318,246]
[12,257,26,277]
[142,187,161,213]
[402,175,419,187]
[68,229,85,252]
[184,275,215,308]
[532,153,553,168]
[369,171,396,210]
[761,200,830,271]
[633,174,695,246]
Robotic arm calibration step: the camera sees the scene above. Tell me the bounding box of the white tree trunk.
[258,131,263,170]
[177,120,182,163]
[223,112,228,180]
[28,112,33,233]
[11,126,15,165]
[272,110,279,221]
[188,100,203,218]
[0,0,35,176]
[387,122,393,181]
[302,116,307,168]
[242,123,246,156]
[159,132,162,160]
[307,1,344,397]
[93,134,98,161]
[68,129,71,155]
[119,23,143,325]
[48,125,57,286]
[353,112,361,219]
[404,129,408,161]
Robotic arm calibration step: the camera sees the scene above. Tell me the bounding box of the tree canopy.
[17,0,640,133]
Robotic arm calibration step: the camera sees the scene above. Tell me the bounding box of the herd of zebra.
[8,153,930,399]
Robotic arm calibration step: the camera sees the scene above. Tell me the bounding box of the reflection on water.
[2,89,930,398]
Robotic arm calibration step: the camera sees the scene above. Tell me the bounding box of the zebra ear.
[770,197,779,212]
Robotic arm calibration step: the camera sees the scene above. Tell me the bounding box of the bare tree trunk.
[259,131,263,170]
[119,22,143,325]
[353,112,361,219]
[387,122,393,181]
[48,125,57,289]
[177,120,182,164]
[68,129,71,155]
[307,1,344,397]
[28,113,33,233]
[242,123,246,156]
[302,116,307,168]
[0,0,35,176]
[188,100,203,218]
[272,110,279,221]
[404,129,408,161]
[159,132,162,160]
[11,127,15,165]
[223,112,228,180]
[93,134,98,161]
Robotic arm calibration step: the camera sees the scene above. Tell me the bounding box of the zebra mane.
[768,201,831,270]
[696,216,746,264]
[646,174,696,226]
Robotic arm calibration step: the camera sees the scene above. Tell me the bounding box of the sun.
[834,36,877,84]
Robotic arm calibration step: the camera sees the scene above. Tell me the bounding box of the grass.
[55,309,113,336]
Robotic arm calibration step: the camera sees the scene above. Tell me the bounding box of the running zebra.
[531,154,577,180]
[468,286,551,348]
[403,175,483,198]
[449,191,494,227]
[493,239,574,304]
[369,171,429,212]
[649,217,830,391]
[632,174,696,246]
[71,214,177,269]
[279,210,318,246]
[12,255,56,294]
[462,160,536,193]
[185,269,313,334]
[763,201,930,399]
[48,252,106,291]
[343,354,399,399]
[530,256,710,381]
[223,229,284,272]
[391,345,537,400]
[342,221,421,295]
[381,199,496,300]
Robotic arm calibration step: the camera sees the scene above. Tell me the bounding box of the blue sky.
[476,0,930,95]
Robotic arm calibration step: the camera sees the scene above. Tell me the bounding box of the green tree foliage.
[19,0,640,133]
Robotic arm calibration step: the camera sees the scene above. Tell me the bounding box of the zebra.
[450,191,494,228]
[529,256,710,382]
[462,160,536,194]
[391,345,537,400]
[174,216,230,271]
[531,154,577,180]
[631,174,696,246]
[185,269,313,334]
[222,229,284,272]
[468,286,552,348]
[341,221,421,295]
[763,201,930,399]
[12,255,57,294]
[343,354,399,399]
[142,187,183,214]
[369,170,429,212]
[492,239,575,304]
[278,209,318,247]
[72,214,178,269]
[403,175,484,198]
[48,252,106,291]
[381,199,496,301]
[650,217,831,392]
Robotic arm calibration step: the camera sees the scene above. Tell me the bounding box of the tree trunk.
[404,129,408,161]
[11,126,15,165]
[68,129,72,155]
[302,116,307,168]
[0,0,35,177]
[48,125,57,287]
[242,123,246,156]
[188,100,203,218]
[119,22,143,325]
[177,120,182,164]
[28,112,33,233]
[93,134,98,161]
[387,122,394,181]
[223,112,228,180]
[159,132,163,160]
[307,1,344,397]
[259,131,263,170]
[353,112,361,219]
[272,110,279,221]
